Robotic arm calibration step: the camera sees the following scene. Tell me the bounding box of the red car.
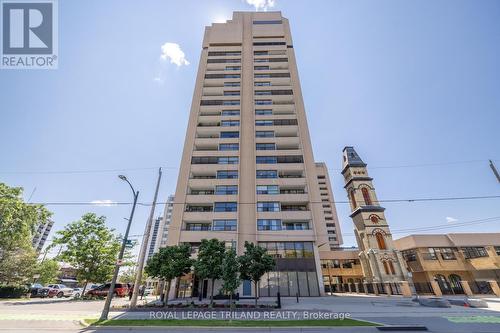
[87,283,129,297]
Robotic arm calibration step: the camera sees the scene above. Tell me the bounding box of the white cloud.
[245,0,276,11]
[160,42,190,67]
[91,200,117,207]
[446,216,458,223]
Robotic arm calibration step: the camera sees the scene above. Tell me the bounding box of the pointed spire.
[342,146,366,171]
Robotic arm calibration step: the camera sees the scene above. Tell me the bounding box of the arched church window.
[349,190,357,209]
[375,232,386,250]
[362,187,372,205]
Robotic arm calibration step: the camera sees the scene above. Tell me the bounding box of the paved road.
[1,295,500,333]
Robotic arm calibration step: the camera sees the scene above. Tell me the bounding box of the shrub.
[0,285,29,298]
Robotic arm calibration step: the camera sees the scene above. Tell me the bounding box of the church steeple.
[342,146,408,283]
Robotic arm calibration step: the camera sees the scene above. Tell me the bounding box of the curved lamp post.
[100,175,139,321]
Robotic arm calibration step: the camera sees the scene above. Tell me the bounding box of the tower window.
[370,216,379,223]
[375,232,387,250]
[362,187,372,205]
[349,190,357,209]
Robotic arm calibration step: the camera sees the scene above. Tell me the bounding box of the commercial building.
[395,233,500,295]
[32,219,54,252]
[166,11,342,298]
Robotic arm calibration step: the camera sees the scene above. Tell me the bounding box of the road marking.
[445,316,500,323]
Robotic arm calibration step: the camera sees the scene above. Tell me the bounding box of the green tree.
[0,183,51,285]
[220,248,240,308]
[238,241,275,307]
[194,238,226,305]
[34,259,59,285]
[51,213,121,295]
[144,245,193,305]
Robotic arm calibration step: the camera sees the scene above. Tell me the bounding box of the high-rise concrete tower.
[342,147,407,283]
[166,11,343,298]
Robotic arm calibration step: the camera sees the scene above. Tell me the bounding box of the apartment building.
[145,216,163,263]
[32,219,54,252]
[159,195,174,248]
[166,11,342,298]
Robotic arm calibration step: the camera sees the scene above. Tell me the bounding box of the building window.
[221,120,240,127]
[256,120,273,126]
[256,185,279,195]
[282,221,310,230]
[218,157,239,164]
[255,82,271,86]
[217,170,238,179]
[375,232,386,250]
[349,190,357,209]
[214,202,237,212]
[255,90,293,96]
[495,246,500,256]
[224,91,240,96]
[256,143,276,150]
[256,170,278,179]
[253,20,282,24]
[224,82,240,87]
[215,185,238,195]
[257,202,280,212]
[226,66,241,71]
[253,41,286,46]
[254,73,290,78]
[255,99,272,105]
[255,90,272,95]
[185,223,211,231]
[256,131,274,138]
[439,248,457,260]
[277,155,303,163]
[220,131,239,138]
[221,110,240,116]
[219,143,239,151]
[213,219,237,231]
[208,51,241,56]
[462,247,489,259]
[205,74,241,79]
[370,215,379,223]
[254,66,270,71]
[257,219,282,231]
[256,156,277,164]
[402,249,417,262]
[361,187,372,205]
[255,109,272,115]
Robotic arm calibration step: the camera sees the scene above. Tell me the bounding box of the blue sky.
[1,0,499,254]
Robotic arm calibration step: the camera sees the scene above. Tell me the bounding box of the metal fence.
[470,281,494,295]
[413,282,434,294]
[387,282,402,295]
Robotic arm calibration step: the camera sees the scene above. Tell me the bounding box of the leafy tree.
[238,241,275,307]
[220,248,240,308]
[50,213,121,295]
[119,267,147,285]
[34,259,59,285]
[194,238,226,305]
[145,245,193,305]
[0,183,51,285]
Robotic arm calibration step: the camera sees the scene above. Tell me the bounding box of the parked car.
[40,284,74,298]
[72,288,83,298]
[30,283,47,298]
[87,283,129,297]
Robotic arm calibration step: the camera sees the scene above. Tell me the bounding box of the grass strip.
[85,318,377,327]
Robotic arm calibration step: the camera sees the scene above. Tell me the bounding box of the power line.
[21,194,500,206]
[1,159,499,175]
[0,166,175,175]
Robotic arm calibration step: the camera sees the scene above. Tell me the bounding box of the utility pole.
[100,175,139,321]
[490,160,500,183]
[130,167,162,308]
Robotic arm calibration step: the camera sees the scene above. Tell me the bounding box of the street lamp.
[99,175,139,321]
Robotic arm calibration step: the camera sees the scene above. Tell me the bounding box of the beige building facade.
[167,11,342,298]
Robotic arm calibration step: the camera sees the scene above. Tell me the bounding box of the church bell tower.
[342,147,408,283]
